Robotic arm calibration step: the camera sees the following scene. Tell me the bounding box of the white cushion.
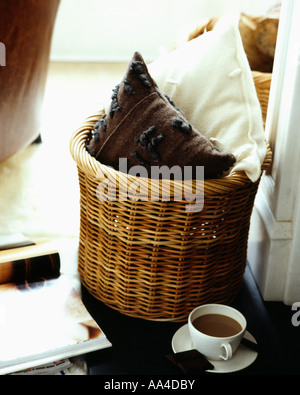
[149,14,266,182]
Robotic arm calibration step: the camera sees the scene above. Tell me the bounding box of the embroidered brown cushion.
[86,51,235,179]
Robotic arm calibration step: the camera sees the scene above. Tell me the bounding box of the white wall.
[50,0,279,62]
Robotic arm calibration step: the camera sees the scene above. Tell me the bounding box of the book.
[0,233,35,251]
[0,237,111,375]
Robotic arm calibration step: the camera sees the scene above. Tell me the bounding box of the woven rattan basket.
[70,111,272,322]
[252,71,272,127]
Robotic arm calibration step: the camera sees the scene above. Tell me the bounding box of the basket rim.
[251,70,272,88]
[251,70,272,79]
[70,110,272,195]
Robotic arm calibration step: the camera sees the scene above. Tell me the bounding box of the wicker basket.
[70,111,272,322]
[252,71,272,127]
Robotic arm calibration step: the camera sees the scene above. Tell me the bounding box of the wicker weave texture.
[252,71,272,127]
[70,113,272,321]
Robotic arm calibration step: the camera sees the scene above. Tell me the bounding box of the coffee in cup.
[188,304,246,361]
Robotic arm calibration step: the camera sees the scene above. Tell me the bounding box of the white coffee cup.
[188,304,246,361]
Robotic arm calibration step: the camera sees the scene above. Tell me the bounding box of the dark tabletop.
[82,264,300,378]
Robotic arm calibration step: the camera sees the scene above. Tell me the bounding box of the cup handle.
[220,343,232,361]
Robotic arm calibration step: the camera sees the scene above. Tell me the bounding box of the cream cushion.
[149,14,266,182]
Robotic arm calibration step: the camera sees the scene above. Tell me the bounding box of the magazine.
[0,237,111,375]
[9,359,73,375]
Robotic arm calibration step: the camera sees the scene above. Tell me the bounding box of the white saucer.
[172,324,258,373]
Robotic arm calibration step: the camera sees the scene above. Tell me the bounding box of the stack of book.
[0,234,111,375]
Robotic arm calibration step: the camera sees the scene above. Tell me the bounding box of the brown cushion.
[87,51,235,179]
